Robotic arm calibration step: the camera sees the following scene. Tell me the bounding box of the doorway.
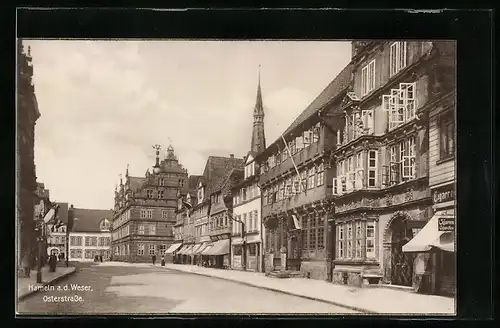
[389,216,415,287]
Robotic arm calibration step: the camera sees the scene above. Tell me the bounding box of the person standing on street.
[152,254,156,266]
[21,252,31,278]
[161,255,165,266]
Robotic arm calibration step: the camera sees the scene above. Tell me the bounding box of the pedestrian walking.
[49,254,57,272]
[21,252,31,278]
[161,255,165,266]
[100,255,103,263]
[152,254,156,266]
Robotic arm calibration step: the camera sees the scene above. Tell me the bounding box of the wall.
[68,232,111,261]
[429,107,455,187]
[233,197,261,233]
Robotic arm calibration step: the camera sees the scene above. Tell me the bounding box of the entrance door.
[390,218,414,286]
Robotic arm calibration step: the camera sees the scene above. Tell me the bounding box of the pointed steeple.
[250,65,266,154]
[125,164,129,178]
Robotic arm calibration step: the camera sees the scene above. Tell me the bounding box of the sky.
[26,40,351,210]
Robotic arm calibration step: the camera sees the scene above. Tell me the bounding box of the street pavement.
[17,262,359,315]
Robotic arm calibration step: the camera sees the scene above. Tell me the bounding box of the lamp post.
[152,144,161,175]
[66,205,74,267]
[223,196,246,271]
[35,214,44,283]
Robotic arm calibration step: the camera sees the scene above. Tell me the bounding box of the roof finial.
[119,173,123,186]
[125,164,129,178]
[258,64,261,85]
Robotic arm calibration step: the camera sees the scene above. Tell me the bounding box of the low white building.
[69,208,113,262]
[231,152,264,272]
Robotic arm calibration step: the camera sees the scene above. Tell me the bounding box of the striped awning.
[181,245,195,256]
[204,239,230,256]
[176,245,191,255]
[186,244,203,256]
[165,243,183,254]
[200,244,213,255]
[193,243,209,255]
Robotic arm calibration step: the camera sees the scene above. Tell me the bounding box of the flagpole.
[281,135,306,192]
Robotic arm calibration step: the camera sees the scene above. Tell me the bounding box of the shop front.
[204,235,230,269]
[403,182,455,296]
[231,234,261,271]
[165,242,183,263]
[176,244,194,264]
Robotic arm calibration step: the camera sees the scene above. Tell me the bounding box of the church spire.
[250,65,266,154]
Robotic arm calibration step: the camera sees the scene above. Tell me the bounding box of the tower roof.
[250,66,266,154]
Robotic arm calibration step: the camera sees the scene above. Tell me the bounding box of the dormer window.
[100,219,111,231]
[198,187,204,202]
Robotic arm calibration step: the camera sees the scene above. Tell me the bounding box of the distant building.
[111,145,188,262]
[176,155,243,267]
[172,175,203,262]
[16,40,41,267]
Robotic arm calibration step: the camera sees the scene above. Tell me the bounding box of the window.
[285,178,292,197]
[147,190,153,198]
[347,223,353,258]
[308,167,316,189]
[313,123,320,143]
[158,190,164,199]
[355,222,363,258]
[368,150,378,187]
[316,163,325,186]
[85,237,91,246]
[338,225,345,258]
[390,41,407,77]
[355,152,364,189]
[309,217,317,249]
[293,175,301,194]
[384,83,416,130]
[105,237,110,246]
[279,181,285,201]
[159,178,164,186]
[98,237,104,246]
[400,137,416,181]
[248,212,253,232]
[148,224,156,235]
[361,59,376,96]
[253,210,258,231]
[439,112,455,159]
[137,244,144,255]
[366,222,376,259]
[361,109,374,133]
[300,170,307,192]
[149,244,156,255]
[243,213,247,231]
[159,244,167,256]
[138,224,145,234]
[147,209,153,219]
[318,216,324,248]
[303,130,313,147]
[140,209,147,218]
[162,210,168,219]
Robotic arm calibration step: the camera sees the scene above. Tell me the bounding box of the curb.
[18,268,77,302]
[159,265,377,314]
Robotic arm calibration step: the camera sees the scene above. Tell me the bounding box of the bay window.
[390,41,407,77]
[336,220,378,260]
[401,137,416,181]
[355,152,364,189]
[361,109,374,134]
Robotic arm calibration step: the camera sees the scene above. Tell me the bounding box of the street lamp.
[223,196,246,271]
[66,205,75,267]
[35,213,45,283]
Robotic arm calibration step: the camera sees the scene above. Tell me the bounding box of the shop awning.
[165,243,183,254]
[186,244,203,256]
[205,239,230,256]
[193,243,209,255]
[176,245,191,255]
[200,244,213,255]
[403,212,455,253]
[182,245,195,256]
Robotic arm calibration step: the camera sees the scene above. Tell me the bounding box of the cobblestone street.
[17,263,359,314]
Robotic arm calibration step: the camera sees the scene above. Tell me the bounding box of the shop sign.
[432,183,455,204]
[438,217,455,232]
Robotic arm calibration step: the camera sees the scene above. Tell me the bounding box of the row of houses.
[110,40,455,296]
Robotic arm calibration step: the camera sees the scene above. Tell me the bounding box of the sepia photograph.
[16,38,456,315]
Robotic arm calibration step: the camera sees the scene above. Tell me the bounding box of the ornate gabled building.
[176,155,243,267]
[111,145,188,262]
[330,40,455,295]
[17,40,41,268]
[256,64,353,280]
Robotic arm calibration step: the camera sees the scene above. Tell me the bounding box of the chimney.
[230,154,234,158]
